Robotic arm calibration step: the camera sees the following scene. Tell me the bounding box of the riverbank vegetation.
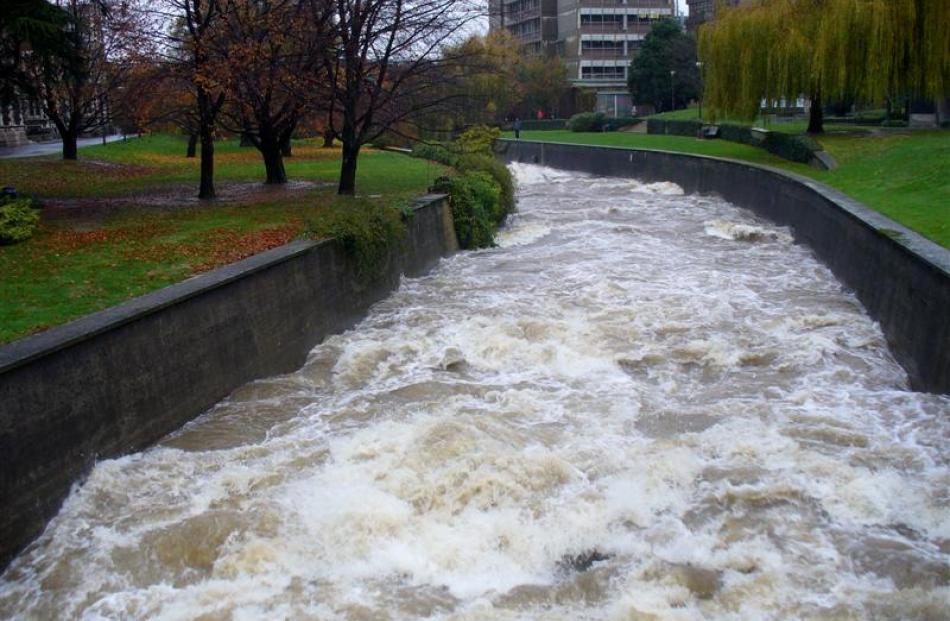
[502,129,949,248]
[0,136,443,344]
[412,126,515,249]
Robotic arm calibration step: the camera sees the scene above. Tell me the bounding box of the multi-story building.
[0,101,30,148]
[489,0,560,55]
[0,96,56,148]
[491,0,678,117]
[685,0,748,33]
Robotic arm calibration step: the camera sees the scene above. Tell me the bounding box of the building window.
[582,40,624,51]
[581,65,627,80]
[580,14,624,26]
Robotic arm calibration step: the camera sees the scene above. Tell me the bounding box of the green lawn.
[0,135,444,344]
[503,129,950,248]
[1,134,444,197]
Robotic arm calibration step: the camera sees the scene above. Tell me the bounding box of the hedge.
[567,112,606,132]
[717,123,755,145]
[761,132,821,165]
[646,118,702,137]
[568,112,642,132]
[648,117,824,166]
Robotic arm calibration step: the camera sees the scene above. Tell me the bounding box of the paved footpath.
[0,134,131,159]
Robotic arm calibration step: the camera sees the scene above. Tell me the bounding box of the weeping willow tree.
[699,0,950,133]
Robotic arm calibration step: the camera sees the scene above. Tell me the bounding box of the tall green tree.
[518,53,569,118]
[0,0,69,116]
[699,0,950,133]
[627,18,701,113]
[441,31,526,127]
[436,31,571,128]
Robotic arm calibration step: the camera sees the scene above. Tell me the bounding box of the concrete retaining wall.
[0,194,458,569]
[497,139,950,394]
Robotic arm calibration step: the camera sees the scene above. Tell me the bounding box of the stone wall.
[0,194,458,569]
[496,139,950,394]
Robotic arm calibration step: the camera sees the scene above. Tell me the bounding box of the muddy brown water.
[1,164,947,620]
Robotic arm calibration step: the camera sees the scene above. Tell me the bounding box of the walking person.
[514,117,522,139]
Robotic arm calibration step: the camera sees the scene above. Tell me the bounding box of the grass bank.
[0,135,444,344]
[502,129,949,248]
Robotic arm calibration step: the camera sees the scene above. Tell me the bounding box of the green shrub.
[304,202,406,281]
[0,197,40,245]
[761,132,821,164]
[717,123,755,144]
[456,125,501,154]
[410,129,515,243]
[567,112,606,132]
[648,118,703,137]
[411,142,459,167]
[456,153,514,222]
[664,119,703,137]
[432,173,497,249]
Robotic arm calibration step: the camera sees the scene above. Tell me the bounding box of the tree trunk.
[322,130,335,148]
[338,137,359,195]
[261,142,287,184]
[807,92,824,134]
[199,128,215,200]
[62,131,78,160]
[280,135,292,157]
[186,133,198,157]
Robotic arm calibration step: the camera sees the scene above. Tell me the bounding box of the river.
[1,164,947,620]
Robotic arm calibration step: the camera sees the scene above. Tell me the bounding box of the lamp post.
[670,69,676,112]
[696,61,704,121]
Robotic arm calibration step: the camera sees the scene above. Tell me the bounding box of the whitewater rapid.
[1,164,947,620]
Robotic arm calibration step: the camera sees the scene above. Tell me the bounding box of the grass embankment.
[645,107,883,134]
[503,129,949,248]
[0,135,444,344]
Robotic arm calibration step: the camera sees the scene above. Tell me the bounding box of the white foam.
[1,164,946,620]
[704,218,793,242]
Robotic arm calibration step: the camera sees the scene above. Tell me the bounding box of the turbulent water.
[2,164,948,620]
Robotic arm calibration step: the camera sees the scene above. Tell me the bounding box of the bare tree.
[218,0,332,184]
[159,0,228,198]
[320,0,480,195]
[25,0,147,160]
